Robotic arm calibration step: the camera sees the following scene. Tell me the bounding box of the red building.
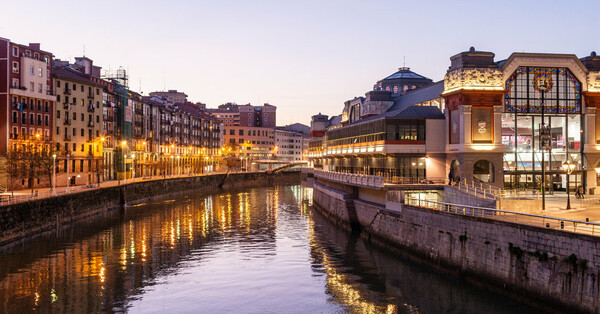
[0,38,55,155]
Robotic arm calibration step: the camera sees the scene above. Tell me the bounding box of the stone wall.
[312,181,600,313]
[0,171,300,246]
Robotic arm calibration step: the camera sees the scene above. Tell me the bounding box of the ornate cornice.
[442,68,504,95]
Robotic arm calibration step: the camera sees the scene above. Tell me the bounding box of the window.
[38,67,42,77]
[44,115,49,126]
[29,113,34,124]
[239,129,243,135]
[239,139,244,143]
[12,62,18,73]
[12,111,17,123]
[230,129,235,135]
[505,67,581,114]
[73,112,76,120]
[56,80,61,88]
[38,83,43,93]
[30,82,34,91]
[81,129,84,136]
[37,114,41,126]
[12,46,18,57]
[56,127,60,135]
[73,143,76,151]
[73,84,76,90]
[11,79,18,88]
[73,128,76,136]
[29,66,34,75]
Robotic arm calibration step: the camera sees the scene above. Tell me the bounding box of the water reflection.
[0,185,543,313]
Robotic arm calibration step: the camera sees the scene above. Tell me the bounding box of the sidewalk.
[0,171,237,206]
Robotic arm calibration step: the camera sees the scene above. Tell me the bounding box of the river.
[0,184,544,313]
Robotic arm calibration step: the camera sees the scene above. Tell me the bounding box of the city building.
[52,57,104,187]
[222,126,275,160]
[148,89,187,104]
[0,38,55,189]
[308,48,600,195]
[208,103,276,127]
[275,129,304,161]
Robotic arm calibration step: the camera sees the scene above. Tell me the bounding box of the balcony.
[64,117,72,125]
[63,103,70,110]
[64,88,71,95]
[87,92,94,99]
[87,105,95,113]
[46,90,55,96]
[88,121,94,127]
[64,134,72,141]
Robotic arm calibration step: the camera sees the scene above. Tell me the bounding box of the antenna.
[163,71,166,91]
[139,78,142,94]
[83,44,86,57]
[403,56,406,68]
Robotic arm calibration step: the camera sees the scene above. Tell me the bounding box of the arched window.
[505,67,581,113]
[473,160,494,183]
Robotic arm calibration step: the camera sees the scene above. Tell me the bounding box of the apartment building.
[52,58,103,186]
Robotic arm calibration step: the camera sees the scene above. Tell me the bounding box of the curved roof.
[381,67,431,81]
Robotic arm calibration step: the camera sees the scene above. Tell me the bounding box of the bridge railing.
[404,197,600,237]
[312,169,384,189]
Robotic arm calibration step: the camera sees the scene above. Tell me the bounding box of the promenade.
[0,172,234,206]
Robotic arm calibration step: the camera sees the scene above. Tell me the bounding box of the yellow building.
[52,58,104,187]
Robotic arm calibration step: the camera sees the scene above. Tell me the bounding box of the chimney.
[29,43,41,50]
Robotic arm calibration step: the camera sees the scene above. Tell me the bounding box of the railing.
[450,178,502,200]
[64,88,71,95]
[312,169,384,189]
[405,198,600,236]
[0,185,89,206]
[88,121,94,127]
[64,117,72,125]
[384,176,447,185]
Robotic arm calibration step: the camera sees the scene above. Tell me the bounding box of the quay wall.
[312,180,600,313]
[0,171,300,246]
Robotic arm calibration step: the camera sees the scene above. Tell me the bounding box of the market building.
[309,48,600,193]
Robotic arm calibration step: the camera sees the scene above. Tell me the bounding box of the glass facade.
[502,67,584,190]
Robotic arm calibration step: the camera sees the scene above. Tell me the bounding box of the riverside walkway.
[0,171,240,206]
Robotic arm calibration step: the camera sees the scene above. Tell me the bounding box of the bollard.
[560,221,564,229]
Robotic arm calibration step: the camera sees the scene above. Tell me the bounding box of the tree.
[38,145,59,192]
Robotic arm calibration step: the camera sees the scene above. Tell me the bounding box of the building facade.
[275,129,304,161]
[52,58,104,187]
[309,48,600,194]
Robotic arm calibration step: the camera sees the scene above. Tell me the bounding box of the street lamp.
[52,154,56,196]
[171,155,174,176]
[66,153,71,193]
[131,153,135,180]
[562,160,576,210]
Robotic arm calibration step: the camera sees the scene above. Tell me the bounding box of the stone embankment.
[0,171,300,246]
[312,180,600,313]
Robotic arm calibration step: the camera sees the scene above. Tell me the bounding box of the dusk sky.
[2,0,599,125]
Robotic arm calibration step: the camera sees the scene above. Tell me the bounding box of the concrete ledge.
[312,181,600,313]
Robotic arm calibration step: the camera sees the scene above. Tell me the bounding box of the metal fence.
[405,198,600,237]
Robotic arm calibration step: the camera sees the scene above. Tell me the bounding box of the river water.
[0,185,544,313]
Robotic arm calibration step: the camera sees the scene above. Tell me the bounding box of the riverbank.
[0,171,300,246]
[311,179,600,314]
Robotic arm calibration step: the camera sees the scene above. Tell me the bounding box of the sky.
[2,0,599,126]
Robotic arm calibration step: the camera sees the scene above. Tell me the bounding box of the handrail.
[405,198,600,236]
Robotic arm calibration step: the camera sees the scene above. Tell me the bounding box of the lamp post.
[562,160,576,210]
[177,155,180,175]
[66,153,70,193]
[131,153,135,181]
[171,155,174,176]
[52,154,56,196]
